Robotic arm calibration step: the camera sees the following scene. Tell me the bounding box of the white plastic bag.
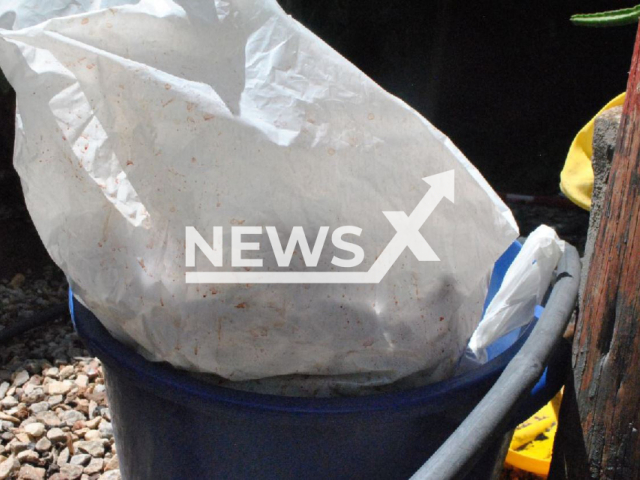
[467,225,565,364]
[0,0,518,393]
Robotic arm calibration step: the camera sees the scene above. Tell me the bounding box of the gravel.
[0,266,67,334]
[1,272,121,479]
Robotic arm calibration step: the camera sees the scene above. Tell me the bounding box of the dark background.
[0,1,634,279]
[278,0,636,194]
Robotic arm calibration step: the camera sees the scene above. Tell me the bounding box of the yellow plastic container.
[560,93,626,210]
[504,390,563,477]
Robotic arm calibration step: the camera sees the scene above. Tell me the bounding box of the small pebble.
[17,464,45,480]
[28,402,49,414]
[98,470,121,480]
[0,397,18,408]
[61,410,86,426]
[0,455,19,480]
[58,366,75,380]
[34,437,51,452]
[98,421,113,439]
[75,375,89,388]
[47,380,73,396]
[60,464,84,480]
[74,424,87,435]
[84,457,104,475]
[24,422,45,438]
[76,440,105,458]
[9,442,28,454]
[16,449,39,464]
[57,447,70,466]
[85,417,101,430]
[83,363,100,380]
[13,371,29,388]
[46,428,67,443]
[104,455,119,472]
[70,454,91,466]
[36,410,62,427]
[88,401,99,419]
[84,430,101,441]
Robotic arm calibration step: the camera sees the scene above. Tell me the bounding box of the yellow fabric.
[560,93,626,211]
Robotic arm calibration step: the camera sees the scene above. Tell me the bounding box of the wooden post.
[550,22,640,479]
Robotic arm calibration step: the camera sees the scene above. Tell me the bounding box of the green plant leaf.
[571,5,640,27]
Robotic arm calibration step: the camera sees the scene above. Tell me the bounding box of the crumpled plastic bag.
[0,0,518,394]
[467,225,565,364]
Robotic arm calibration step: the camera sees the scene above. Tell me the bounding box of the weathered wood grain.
[551,22,640,480]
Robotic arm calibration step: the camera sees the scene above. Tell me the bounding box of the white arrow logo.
[186,170,454,284]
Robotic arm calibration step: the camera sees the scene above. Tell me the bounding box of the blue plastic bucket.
[71,242,569,479]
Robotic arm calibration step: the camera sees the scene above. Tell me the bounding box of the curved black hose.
[0,302,68,344]
[410,244,581,480]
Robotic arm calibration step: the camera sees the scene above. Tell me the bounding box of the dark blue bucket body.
[71,242,569,479]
